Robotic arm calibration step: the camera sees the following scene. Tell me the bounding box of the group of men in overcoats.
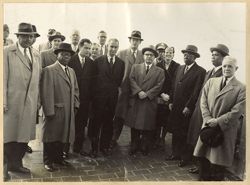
[4,22,245,181]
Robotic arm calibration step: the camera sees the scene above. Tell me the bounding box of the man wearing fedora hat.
[167,45,206,167]
[38,28,56,52]
[40,42,79,171]
[193,56,245,180]
[40,31,65,68]
[126,45,165,156]
[4,22,41,178]
[111,30,144,148]
[186,44,229,174]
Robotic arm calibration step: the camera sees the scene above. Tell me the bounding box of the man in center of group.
[112,30,144,148]
[126,45,165,156]
[90,38,125,158]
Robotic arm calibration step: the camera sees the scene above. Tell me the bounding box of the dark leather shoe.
[110,140,118,149]
[188,167,199,174]
[26,146,33,153]
[178,160,188,167]
[4,172,10,181]
[100,148,112,156]
[89,150,97,158]
[165,155,180,161]
[44,164,57,172]
[55,160,71,166]
[80,151,89,156]
[9,166,30,173]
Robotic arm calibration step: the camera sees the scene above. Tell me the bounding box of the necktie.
[65,67,71,82]
[146,65,149,74]
[220,77,228,90]
[81,57,85,68]
[132,51,136,63]
[184,65,189,74]
[24,48,32,68]
[110,57,113,69]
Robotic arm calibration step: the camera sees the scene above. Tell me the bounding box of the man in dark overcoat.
[167,45,206,167]
[186,44,229,174]
[40,43,79,172]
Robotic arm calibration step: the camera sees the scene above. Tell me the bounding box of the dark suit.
[168,62,206,161]
[40,49,57,68]
[155,60,180,130]
[68,54,96,152]
[91,55,125,152]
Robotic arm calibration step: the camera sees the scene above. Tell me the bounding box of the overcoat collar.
[215,76,237,100]
[54,61,71,86]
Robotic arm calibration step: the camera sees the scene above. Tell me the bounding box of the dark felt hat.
[128,30,143,41]
[54,43,75,56]
[49,31,65,42]
[32,25,40,38]
[15,22,35,35]
[210,44,229,56]
[142,45,158,58]
[181,45,200,58]
[200,125,224,147]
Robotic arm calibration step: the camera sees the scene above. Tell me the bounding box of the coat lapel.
[125,49,135,65]
[55,61,71,86]
[14,45,32,71]
[215,77,236,100]
[179,62,197,81]
[143,64,155,83]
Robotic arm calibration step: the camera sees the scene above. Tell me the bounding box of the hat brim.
[49,35,66,42]
[181,50,200,58]
[54,49,75,56]
[142,48,158,58]
[128,36,143,41]
[15,32,35,35]
[156,47,166,50]
[210,48,229,56]
[34,33,40,37]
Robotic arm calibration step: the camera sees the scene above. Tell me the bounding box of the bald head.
[222,56,238,78]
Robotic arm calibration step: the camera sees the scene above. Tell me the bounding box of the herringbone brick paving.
[7,125,240,182]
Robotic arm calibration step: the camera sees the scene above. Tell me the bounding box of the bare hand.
[169,103,173,111]
[138,91,147,99]
[206,118,218,127]
[161,93,170,102]
[182,107,191,117]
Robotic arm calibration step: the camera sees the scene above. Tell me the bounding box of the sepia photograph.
[2,1,246,182]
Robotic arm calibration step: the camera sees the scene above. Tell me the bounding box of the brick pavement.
[7,125,240,182]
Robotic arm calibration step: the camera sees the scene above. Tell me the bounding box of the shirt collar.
[214,66,222,73]
[145,63,153,69]
[107,55,115,63]
[224,75,234,83]
[58,61,67,71]
[186,62,195,69]
[78,53,85,62]
[131,49,138,55]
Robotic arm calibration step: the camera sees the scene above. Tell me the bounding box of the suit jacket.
[94,55,125,99]
[194,77,245,167]
[68,54,96,103]
[126,63,165,130]
[156,60,180,95]
[187,67,223,146]
[168,62,206,132]
[4,43,41,143]
[115,48,144,119]
[40,61,80,143]
[40,48,57,68]
[39,41,51,52]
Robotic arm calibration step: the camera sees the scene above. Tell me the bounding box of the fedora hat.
[200,125,224,147]
[210,44,229,56]
[32,25,40,38]
[15,22,35,35]
[49,31,65,42]
[142,45,158,58]
[54,43,75,56]
[181,45,200,58]
[128,30,143,41]
[156,42,168,50]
